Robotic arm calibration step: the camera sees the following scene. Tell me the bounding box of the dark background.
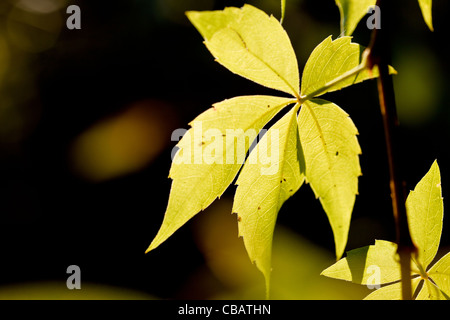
[0,0,448,299]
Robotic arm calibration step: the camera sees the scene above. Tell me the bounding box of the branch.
[365,0,417,300]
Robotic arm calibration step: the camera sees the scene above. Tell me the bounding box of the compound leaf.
[322,160,448,300]
[233,106,305,297]
[321,240,402,285]
[146,96,294,252]
[418,0,433,31]
[335,0,376,36]
[301,36,395,98]
[298,99,361,258]
[406,160,443,270]
[186,5,300,97]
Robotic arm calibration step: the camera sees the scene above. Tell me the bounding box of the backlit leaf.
[186,5,300,97]
[364,277,422,300]
[416,278,448,300]
[427,252,450,299]
[418,0,433,31]
[233,106,305,297]
[322,160,449,300]
[321,240,401,284]
[298,99,361,258]
[281,0,286,24]
[300,36,395,98]
[364,282,402,300]
[146,96,294,252]
[406,160,443,270]
[335,0,376,36]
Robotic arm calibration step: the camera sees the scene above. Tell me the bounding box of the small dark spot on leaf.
[336,151,339,156]
[289,189,293,192]
[267,105,270,108]
[237,216,242,222]
[258,206,261,210]
[283,178,286,182]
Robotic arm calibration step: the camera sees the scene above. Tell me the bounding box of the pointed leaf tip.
[418,0,434,31]
[335,0,377,36]
[280,0,286,24]
[406,159,443,270]
[147,96,294,254]
[233,105,305,296]
[187,5,300,97]
[322,240,400,285]
[298,99,361,259]
[301,36,392,98]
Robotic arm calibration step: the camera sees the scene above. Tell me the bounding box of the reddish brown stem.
[366,0,417,300]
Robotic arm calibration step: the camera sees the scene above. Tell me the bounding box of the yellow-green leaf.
[416,278,448,300]
[281,0,286,24]
[322,160,448,300]
[335,0,433,33]
[146,96,294,252]
[427,252,450,299]
[298,99,361,258]
[321,240,401,284]
[300,36,395,98]
[406,160,443,270]
[335,0,376,36]
[418,0,433,31]
[364,282,402,300]
[364,277,422,300]
[186,5,300,97]
[233,106,305,297]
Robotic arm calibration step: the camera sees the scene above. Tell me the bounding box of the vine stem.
[366,0,417,300]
